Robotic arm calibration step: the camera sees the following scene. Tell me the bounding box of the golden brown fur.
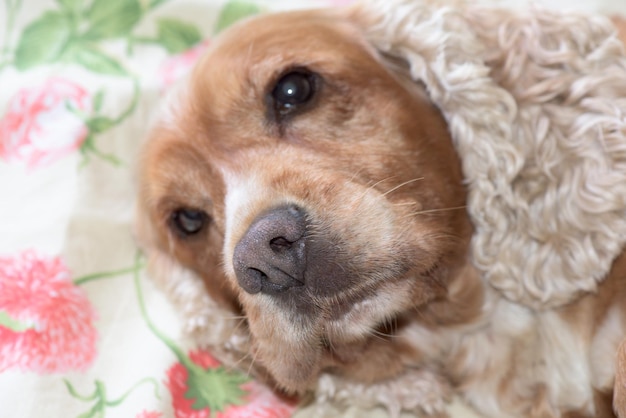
[136,3,626,417]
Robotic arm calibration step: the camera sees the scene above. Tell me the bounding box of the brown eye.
[271,71,317,115]
[171,209,208,236]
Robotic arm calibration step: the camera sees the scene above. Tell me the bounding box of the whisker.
[246,345,260,377]
[411,303,430,322]
[380,177,425,197]
[367,328,395,341]
[347,167,366,184]
[368,176,397,190]
[392,201,421,207]
[412,205,467,215]
[227,316,248,338]
[222,315,248,321]
[402,205,468,220]
[226,350,253,372]
[354,176,398,203]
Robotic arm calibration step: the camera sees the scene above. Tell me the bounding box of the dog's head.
[136,6,472,393]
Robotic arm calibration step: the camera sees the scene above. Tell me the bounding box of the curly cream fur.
[356,0,626,309]
[315,370,453,417]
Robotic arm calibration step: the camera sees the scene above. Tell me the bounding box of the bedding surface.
[0,0,622,417]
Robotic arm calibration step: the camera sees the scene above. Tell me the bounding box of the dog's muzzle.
[233,205,308,295]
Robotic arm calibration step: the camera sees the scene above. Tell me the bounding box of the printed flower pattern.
[0,250,98,373]
[166,350,297,418]
[0,78,91,169]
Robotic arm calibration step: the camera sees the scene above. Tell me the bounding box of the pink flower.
[0,250,98,373]
[159,41,211,88]
[136,411,163,418]
[165,350,297,418]
[0,78,91,169]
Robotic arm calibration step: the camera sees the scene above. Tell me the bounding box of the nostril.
[269,236,294,252]
[247,268,292,294]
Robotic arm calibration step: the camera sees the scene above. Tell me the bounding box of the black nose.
[233,205,307,295]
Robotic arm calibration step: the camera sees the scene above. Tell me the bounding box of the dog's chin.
[252,336,323,394]
[243,296,324,393]
[241,263,436,394]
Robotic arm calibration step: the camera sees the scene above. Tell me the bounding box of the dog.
[136,1,626,416]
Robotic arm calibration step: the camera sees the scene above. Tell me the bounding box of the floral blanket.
[0,0,622,417]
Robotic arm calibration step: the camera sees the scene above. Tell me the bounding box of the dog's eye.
[171,209,208,236]
[271,71,316,115]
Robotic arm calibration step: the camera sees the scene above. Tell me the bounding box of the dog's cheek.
[188,227,241,311]
[197,263,240,314]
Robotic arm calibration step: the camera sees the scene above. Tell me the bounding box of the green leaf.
[84,0,142,40]
[80,136,123,166]
[87,116,116,134]
[93,90,105,112]
[156,18,202,54]
[64,379,100,401]
[214,1,261,34]
[66,45,127,76]
[14,11,71,70]
[0,310,33,332]
[184,363,249,412]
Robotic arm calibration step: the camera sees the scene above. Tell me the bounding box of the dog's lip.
[264,257,414,318]
[258,267,305,294]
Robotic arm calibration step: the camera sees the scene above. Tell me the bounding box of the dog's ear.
[347,0,626,309]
